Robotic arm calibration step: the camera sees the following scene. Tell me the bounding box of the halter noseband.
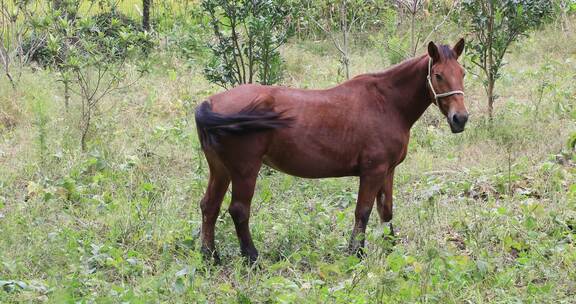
[427,57,464,106]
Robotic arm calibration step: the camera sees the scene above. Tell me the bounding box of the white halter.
[427,57,464,106]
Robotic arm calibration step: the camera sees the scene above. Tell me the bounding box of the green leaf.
[140,182,155,192]
[524,216,537,230]
[476,260,489,276]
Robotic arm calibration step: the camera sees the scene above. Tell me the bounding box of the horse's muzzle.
[449,112,468,133]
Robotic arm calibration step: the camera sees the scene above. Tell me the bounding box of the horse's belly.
[262,155,357,178]
[262,139,360,178]
[258,99,366,178]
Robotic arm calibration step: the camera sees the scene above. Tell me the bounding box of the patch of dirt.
[444,227,474,258]
[0,110,17,131]
[465,181,498,201]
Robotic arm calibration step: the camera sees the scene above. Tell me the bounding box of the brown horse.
[195,39,468,263]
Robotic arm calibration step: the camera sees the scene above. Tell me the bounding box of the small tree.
[0,0,45,89]
[142,0,151,31]
[555,0,576,32]
[392,0,462,58]
[305,0,384,79]
[463,0,553,118]
[202,0,293,88]
[395,0,424,56]
[44,5,152,151]
[37,0,82,110]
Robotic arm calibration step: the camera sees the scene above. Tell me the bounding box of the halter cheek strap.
[427,58,464,106]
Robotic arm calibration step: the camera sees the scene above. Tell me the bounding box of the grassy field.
[1,17,576,303]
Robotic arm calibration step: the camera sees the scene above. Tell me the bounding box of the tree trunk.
[397,2,404,26]
[143,0,151,31]
[81,127,87,152]
[341,1,350,80]
[80,106,91,152]
[5,71,16,90]
[81,117,89,152]
[64,79,70,111]
[487,1,494,121]
[410,11,416,56]
[488,80,495,120]
[1,48,16,90]
[507,146,512,195]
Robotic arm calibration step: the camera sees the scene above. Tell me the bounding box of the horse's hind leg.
[200,157,230,263]
[376,169,395,237]
[228,161,262,264]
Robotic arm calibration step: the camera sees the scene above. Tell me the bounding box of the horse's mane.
[352,44,455,80]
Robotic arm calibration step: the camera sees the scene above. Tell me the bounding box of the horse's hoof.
[384,223,397,245]
[201,246,221,265]
[241,248,259,265]
[388,223,395,237]
[347,242,366,258]
[355,247,367,259]
[244,254,258,265]
[348,247,366,259]
[246,255,260,267]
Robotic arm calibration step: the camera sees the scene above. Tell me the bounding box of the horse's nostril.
[452,114,460,124]
[452,113,468,126]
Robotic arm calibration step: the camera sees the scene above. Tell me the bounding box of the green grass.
[1,20,576,303]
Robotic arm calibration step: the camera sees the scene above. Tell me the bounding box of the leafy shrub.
[27,10,152,68]
[202,0,294,87]
[385,34,409,65]
[30,2,154,151]
[462,0,554,117]
[295,0,392,39]
[568,132,576,151]
[152,1,209,62]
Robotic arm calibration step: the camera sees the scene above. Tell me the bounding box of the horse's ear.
[428,41,440,63]
[453,38,465,59]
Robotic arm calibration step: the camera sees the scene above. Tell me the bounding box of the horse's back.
[201,81,404,178]
[208,83,335,113]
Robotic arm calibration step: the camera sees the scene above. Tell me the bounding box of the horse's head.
[427,38,468,133]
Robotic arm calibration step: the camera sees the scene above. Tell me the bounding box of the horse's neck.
[374,55,432,129]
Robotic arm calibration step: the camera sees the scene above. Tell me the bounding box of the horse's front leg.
[348,173,385,257]
[377,169,395,237]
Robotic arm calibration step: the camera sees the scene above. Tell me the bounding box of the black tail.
[195,101,293,148]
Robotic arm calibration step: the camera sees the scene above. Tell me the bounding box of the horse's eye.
[435,74,443,81]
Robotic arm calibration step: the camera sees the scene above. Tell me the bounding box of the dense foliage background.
[1,0,575,302]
